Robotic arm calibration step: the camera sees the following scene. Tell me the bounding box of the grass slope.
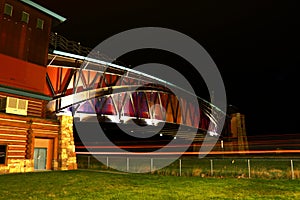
[0,170,299,200]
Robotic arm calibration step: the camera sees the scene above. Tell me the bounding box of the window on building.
[4,3,13,16]
[0,144,7,165]
[21,11,29,23]
[36,18,44,30]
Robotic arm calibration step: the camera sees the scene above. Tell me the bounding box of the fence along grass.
[76,155,299,179]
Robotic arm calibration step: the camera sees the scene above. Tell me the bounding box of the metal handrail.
[49,32,92,56]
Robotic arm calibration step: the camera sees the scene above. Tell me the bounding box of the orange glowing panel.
[0,53,47,94]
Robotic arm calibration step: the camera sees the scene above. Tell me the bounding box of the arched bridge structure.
[45,33,228,144]
[45,49,226,143]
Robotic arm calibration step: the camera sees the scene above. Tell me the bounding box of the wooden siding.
[0,92,47,118]
[0,112,59,161]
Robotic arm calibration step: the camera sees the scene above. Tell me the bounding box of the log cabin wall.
[0,112,59,173]
[0,112,77,174]
[0,91,47,118]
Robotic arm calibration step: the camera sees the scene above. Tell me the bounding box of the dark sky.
[34,0,299,135]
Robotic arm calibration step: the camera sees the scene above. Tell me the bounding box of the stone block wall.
[57,115,77,170]
[0,159,34,173]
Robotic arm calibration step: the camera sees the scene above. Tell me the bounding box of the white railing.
[77,155,300,179]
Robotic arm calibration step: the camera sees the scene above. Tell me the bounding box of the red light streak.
[76,149,300,155]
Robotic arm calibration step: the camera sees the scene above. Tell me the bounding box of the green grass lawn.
[0,170,300,200]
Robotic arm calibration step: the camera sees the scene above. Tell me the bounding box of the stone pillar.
[57,115,77,170]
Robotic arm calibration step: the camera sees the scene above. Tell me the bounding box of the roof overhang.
[0,85,52,101]
[20,0,66,23]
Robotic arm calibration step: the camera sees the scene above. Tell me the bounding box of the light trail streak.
[76,149,300,155]
[76,144,212,149]
[76,139,300,149]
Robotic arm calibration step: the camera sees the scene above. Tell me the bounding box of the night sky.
[34,0,299,136]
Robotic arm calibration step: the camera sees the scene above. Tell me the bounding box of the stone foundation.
[57,115,77,170]
[0,159,34,174]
